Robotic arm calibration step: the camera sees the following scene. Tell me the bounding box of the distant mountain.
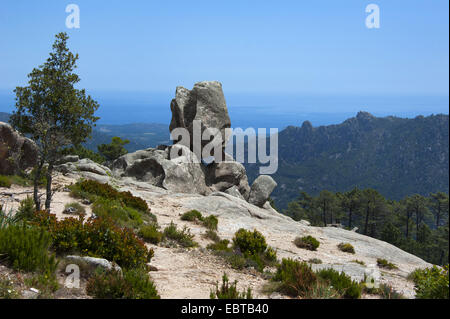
[245,112,449,209]
[0,112,169,152]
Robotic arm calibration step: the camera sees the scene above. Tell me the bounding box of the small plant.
[0,175,12,188]
[207,239,231,252]
[204,229,221,242]
[0,276,20,299]
[233,228,268,256]
[363,283,405,299]
[202,215,218,231]
[338,243,355,254]
[0,224,58,273]
[138,224,163,244]
[376,258,398,270]
[352,259,366,266]
[294,236,320,251]
[308,258,323,264]
[163,221,197,248]
[210,273,253,299]
[411,265,449,299]
[272,258,318,297]
[14,196,36,221]
[316,268,362,299]
[87,268,160,299]
[181,210,203,222]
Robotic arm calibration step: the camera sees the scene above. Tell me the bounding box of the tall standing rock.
[248,175,278,207]
[0,122,38,175]
[169,81,231,159]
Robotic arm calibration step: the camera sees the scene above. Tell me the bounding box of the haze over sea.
[0,90,448,130]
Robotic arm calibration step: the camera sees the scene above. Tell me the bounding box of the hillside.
[246,112,449,209]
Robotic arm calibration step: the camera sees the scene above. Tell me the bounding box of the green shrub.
[61,145,105,164]
[316,268,362,299]
[33,210,153,269]
[97,137,130,162]
[0,276,20,299]
[0,224,58,273]
[210,273,253,299]
[181,210,203,222]
[163,221,197,248]
[14,196,36,221]
[294,236,320,251]
[87,268,160,299]
[363,283,405,299]
[63,202,86,216]
[308,258,323,264]
[412,265,449,299]
[204,229,221,242]
[273,258,318,297]
[233,228,268,256]
[338,243,355,254]
[138,224,163,244]
[0,175,12,188]
[70,179,149,213]
[352,259,366,266]
[207,239,231,252]
[202,215,218,231]
[92,198,143,228]
[376,258,398,270]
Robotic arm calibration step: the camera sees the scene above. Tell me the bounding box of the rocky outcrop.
[169,81,231,157]
[56,158,112,183]
[248,175,277,207]
[0,122,38,175]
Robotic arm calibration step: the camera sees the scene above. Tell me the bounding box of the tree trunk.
[348,208,352,229]
[436,205,441,228]
[406,211,410,238]
[364,206,370,235]
[33,159,44,211]
[44,163,54,211]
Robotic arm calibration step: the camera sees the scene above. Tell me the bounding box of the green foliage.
[233,228,268,256]
[352,259,366,266]
[0,175,12,188]
[308,258,322,264]
[207,239,231,252]
[273,258,318,297]
[210,273,253,299]
[411,265,449,299]
[87,268,160,299]
[376,258,398,270]
[97,136,130,161]
[92,198,143,229]
[181,210,218,231]
[14,196,36,222]
[33,210,153,269]
[316,268,362,299]
[0,276,20,299]
[363,283,405,299]
[338,243,355,254]
[294,236,320,251]
[138,224,163,245]
[204,230,221,242]
[70,179,149,213]
[181,210,203,222]
[0,224,58,274]
[163,221,197,248]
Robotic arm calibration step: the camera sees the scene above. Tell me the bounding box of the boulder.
[0,122,38,175]
[169,81,231,158]
[55,158,112,183]
[248,175,277,207]
[224,185,245,200]
[65,255,122,274]
[206,159,251,200]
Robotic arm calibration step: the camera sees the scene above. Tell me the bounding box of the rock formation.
[0,122,38,175]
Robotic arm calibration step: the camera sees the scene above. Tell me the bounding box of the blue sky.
[0,1,448,125]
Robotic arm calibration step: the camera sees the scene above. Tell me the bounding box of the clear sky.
[0,1,448,125]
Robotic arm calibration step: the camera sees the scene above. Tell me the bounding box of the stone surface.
[206,160,251,200]
[65,255,122,273]
[55,158,112,183]
[248,175,278,207]
[169,81,231,157]
[0,122,38,175]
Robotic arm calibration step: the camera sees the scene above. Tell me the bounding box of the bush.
[92,198,143,228]
[207,239,231,252]
[61,145,105,164]
[87,268,160,299]
[376,258,398,270]
[97,137,130,162]
[273,258,318,297]
[202,215,218,231]
[316,268,362,299]
[204,230,221,242]
[163,221,197,248]
[181,210,203,222]
[294,236,320,251]
[138,224,163,244]
[33,210,153,269]
[210,273,253,299]
[0,175,12,188]
[0,276,20,299]
[352,259,366,266]
[0,224,58,274]
[363,283,405,299]
[14,196,36,221]
[338,243,355,254]
[411,265,449,299]
[233,229,267,256]
[70,180,149,213]
[308,258,322,264]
